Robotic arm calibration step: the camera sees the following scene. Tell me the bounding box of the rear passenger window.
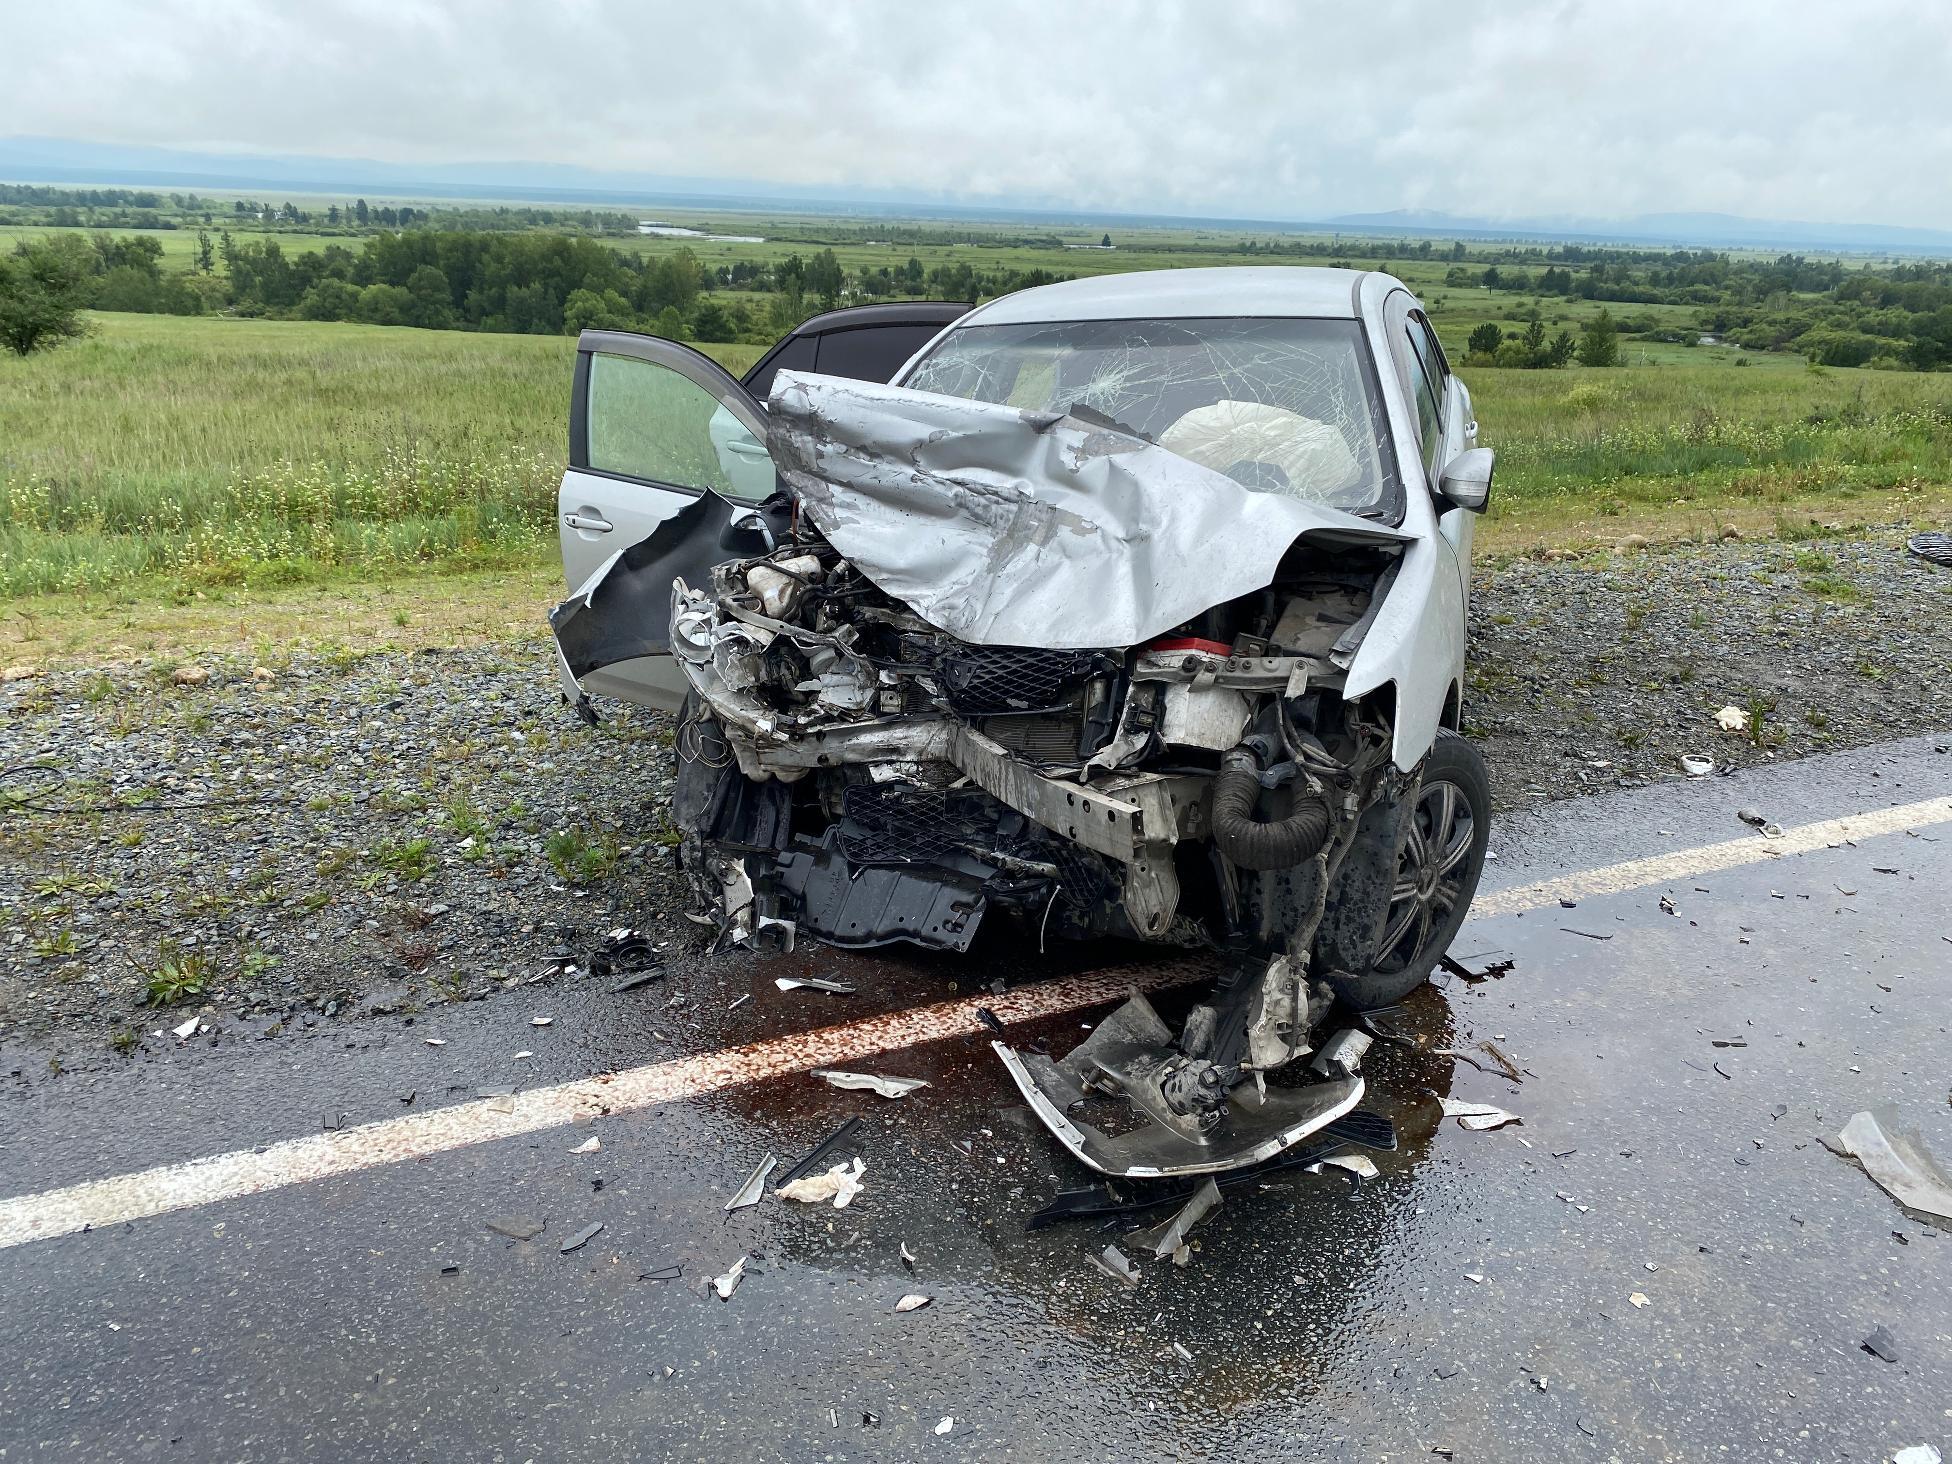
[814,325,938,384]
[740,334,817,400]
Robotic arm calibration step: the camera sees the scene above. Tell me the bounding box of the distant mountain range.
[6,136,1951,255]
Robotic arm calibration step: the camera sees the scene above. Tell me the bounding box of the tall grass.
[0,313,758,595]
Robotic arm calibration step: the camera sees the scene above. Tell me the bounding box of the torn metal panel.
[765,370,1408,650]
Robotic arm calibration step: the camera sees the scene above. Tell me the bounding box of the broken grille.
[931,646,1111,717]
[838,783,1009,865]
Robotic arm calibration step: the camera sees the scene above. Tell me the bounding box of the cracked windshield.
[905,316,1402,515]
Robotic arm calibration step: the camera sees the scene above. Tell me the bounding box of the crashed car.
[551,268,1494,1177]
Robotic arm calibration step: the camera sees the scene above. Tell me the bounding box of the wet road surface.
[2,733,1949,1461]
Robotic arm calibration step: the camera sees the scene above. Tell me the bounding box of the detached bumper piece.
[994,993,1365,1179]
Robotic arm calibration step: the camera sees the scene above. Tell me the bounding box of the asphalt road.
[2,734,1949,1462]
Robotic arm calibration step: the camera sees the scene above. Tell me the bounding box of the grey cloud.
[9,0,1952,227]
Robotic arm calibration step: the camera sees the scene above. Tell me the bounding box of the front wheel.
[1326,730,1491,1010]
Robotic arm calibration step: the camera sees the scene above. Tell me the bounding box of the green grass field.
[2,311,1948,613]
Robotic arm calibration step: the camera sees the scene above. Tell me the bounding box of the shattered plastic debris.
[559,1221,604,1254]
[1893,1447,1942,1464]
[1092,1244,1143,1288]
[531,1015,554,1027]
[1828,1109,1952,1223]
[713,1255,747,1300]
[485,1214,545,1241]
[1716,704,1751,733]
[775,976,856,994]
[591,927,662,987]
[812,1069,930,1099]
[1861,1324,1901,1363]
[1629,1292,1650,1308]
[1130,1178,1222,1264]
[934,1418,954,1437]
[775,1157,867,1209]
[725,1153,777,1212]
[893,1294,932,1313]
[1679,754,1714,778]
[900,1242,917,1271]
[423,1037,446,1047]
[1439,1098,1523,1131]
[171,1016,201,1040]
[569,1135,601,1155]
[1307,1153,1380,1180]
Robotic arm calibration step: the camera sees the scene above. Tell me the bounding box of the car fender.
[1339,525,1464,772]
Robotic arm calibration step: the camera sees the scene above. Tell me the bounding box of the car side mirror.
[1438,447,1494,513]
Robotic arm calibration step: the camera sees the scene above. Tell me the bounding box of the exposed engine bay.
[667,514,1422,1175]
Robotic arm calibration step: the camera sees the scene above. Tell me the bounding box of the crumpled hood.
[766,370,1412,650]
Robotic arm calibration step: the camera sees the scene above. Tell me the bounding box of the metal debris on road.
[1311,1152,1381,1180]
[559,1221,604,1254]
[1861,1324,1901,1363]
[638,1265,682,1283]
[1560,927,1614,941]
[713,1255,747,1300]
[727,993,752,1011]
[725,1153,777,1212]
[1439,1098,1523,1131]
[776,1157,867,1209]
[1827,1109,1952,1223]
[893,1294,932,1312]
[1130,1177,1222,1264]
[322,1111,343,1131]
[1092,1245,1142,1288]
[569,1135,601,1155]
[485,1215,545,1241]
[775,976,855,994]
[812,1069,930,1099]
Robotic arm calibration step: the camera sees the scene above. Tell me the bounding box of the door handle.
[725,439,770,457]
[563,512,613,533]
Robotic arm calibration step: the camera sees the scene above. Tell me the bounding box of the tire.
[1325,730,1491,1010]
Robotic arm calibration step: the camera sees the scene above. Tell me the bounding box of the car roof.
[784,300,970,337]
[957,267,1372,327]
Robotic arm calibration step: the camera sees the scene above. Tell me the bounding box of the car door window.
[740,333,817,400]
[586,350,765,499]
[1402,328,1444,468]
[814,324,942,384]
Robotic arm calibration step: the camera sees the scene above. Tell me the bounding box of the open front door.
[552,331,782,713]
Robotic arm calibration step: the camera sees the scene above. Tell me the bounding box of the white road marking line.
[3,788,1948,1252]
[1473,793,1951,918]
[0,965,1210,1252]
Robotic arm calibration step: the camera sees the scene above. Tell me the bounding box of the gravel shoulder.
[4,528,1949,1055]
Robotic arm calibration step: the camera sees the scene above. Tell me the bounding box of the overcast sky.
[9,0,1952,227]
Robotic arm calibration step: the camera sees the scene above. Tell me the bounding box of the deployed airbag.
[766,371,1409,649]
